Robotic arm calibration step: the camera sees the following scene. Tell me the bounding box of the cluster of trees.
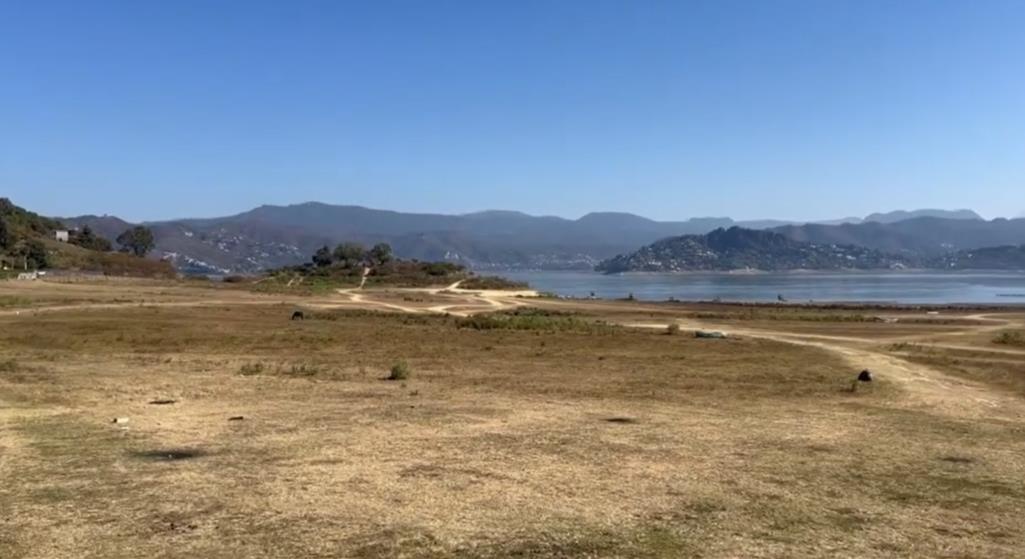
[0,221,153,272]
[274,240,469,287]
[69,226,113,252]
[0,216,9,251]
[0,206,50,268]
[0,238,49,270]
[115,226,155,257]
[311,242,393,268]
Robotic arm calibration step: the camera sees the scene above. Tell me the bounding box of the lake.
[497,270,1025,305]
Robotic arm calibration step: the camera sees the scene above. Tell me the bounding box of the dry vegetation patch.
[1,285,1024,558]
[888,344,1025,396]
[993,330,1025,347]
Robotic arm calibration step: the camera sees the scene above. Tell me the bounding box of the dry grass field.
[1,279,1024,558]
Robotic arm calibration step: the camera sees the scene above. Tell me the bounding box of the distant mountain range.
[56,203,1021,274]
[862,209,982,224]
[773,217,1025,256]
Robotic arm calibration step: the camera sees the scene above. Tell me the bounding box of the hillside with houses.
[0,198,174,277]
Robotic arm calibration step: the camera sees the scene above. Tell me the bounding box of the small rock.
[695,330,728,339]
[228,416,245,421]
[858,370,873,382]
[149,399,177,405]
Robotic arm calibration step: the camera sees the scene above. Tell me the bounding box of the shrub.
[285,363,320,376]
[460,276,530,290]
[238,363,265,376]
[0,296,31,308]
[0,359,18,373]
[993,330,1025,347]
[666,323,680,336]
[388,361,410,381]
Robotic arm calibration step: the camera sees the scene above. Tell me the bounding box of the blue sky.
[2,0,1023,222]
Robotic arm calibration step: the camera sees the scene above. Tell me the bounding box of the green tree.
[15,240,49,270]
[368,243,393,266]
[332,242,366,266]
[312,245,333,267]
[72,226,113,252]
[0,217,9,250]
[116,226,155,257]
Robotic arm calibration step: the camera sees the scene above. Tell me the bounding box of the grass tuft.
[388,361,410,381]
[238,363,265,376]
[283,363,321,376]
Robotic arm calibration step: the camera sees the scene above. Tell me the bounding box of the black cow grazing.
[858,369,873,382]
[291,311,305,321]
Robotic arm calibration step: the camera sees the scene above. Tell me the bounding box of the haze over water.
[500,271,1025,305]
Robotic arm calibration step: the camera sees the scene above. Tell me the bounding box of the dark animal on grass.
[858,369,873,382]
[291,311,305,321]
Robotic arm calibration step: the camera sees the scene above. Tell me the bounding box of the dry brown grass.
[993,330,1025,347]
[1,280,1024,558]
[889,344,1025,397]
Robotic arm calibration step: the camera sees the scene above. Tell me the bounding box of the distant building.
[55,230,70,242]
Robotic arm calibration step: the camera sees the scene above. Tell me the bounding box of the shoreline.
[546,295,1025,312]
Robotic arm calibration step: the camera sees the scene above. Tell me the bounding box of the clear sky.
[2,0,1023,222]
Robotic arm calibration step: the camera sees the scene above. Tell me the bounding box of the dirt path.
[330,280,536,317]
[627,317,1023,418]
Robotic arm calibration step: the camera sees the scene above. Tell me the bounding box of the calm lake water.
[497,271,1025,305]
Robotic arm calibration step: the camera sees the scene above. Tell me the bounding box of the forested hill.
[596,227,910,273]
[930,245,1025,271]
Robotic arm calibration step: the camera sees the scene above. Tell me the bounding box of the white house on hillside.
[55,230,69,242]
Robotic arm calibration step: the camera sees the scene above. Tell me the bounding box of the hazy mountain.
[929,245,1025,271]
[63,203,752,273]
[597,227,910,273]
[57,202,1021,274]
[863,209,983,224]
[772,217,1025,256]
[59,215,134,241]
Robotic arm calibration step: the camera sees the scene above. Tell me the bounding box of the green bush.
[388,361,411,381]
